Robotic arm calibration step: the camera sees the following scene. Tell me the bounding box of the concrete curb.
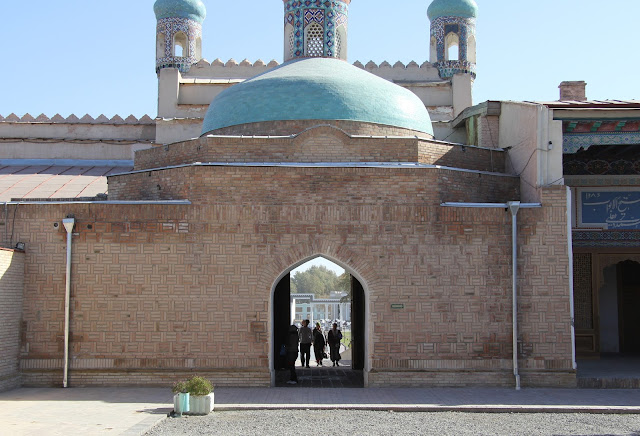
[213,404,640,414]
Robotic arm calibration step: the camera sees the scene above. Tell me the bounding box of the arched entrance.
[270,255,368,387]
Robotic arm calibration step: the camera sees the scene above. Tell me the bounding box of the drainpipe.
[62,217,75,388]
[507,202,521,390]
[441,202,541,390]
[566,187,577,370]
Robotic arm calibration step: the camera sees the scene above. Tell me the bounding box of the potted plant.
[185,376,214,415]
[171,381,190,416]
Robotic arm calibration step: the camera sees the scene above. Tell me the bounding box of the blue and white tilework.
[283,0,349,60]
[430,16,476,79]
[156,17,202,73]
[563,132,640,154]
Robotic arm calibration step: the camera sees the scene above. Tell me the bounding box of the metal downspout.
[507,202,521,390]
[566,187,577,370]
[62,218,75,388]
[441,202,541,390]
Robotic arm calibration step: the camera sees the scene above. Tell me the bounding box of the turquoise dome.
[427,0,478,20]
[154,0,206,23]
[201,58,434,136]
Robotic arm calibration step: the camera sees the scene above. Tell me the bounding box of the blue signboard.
[581,191,640,229]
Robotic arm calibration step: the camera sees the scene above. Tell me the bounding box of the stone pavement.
[1,386,639,436]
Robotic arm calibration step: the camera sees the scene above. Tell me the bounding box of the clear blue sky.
[1,1,637,119]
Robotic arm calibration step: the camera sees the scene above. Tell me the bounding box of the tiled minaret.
[154,0,206,74]
[283,0,351,61]
[428,0,477,79]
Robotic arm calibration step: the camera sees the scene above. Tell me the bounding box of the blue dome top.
[427,0,478,20]
[154,0,206,23]
[201,58,434,136]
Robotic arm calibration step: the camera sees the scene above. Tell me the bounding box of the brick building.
[0,0,602,391]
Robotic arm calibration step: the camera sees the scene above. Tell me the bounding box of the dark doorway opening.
[272,259,365,387]
[617,260,640,354]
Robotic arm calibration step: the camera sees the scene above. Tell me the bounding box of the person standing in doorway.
[298,319,313,368]
[327,322,342,367]
[312,322,326,366]
[286,324,299,384]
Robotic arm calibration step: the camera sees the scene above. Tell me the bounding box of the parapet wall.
[0,114,156,162]
[184,58,442,82]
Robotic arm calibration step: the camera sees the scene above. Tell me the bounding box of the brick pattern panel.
[518,186,575,382]
[0,249,24,392]
[133,126,505,174]
[12,181,574,388]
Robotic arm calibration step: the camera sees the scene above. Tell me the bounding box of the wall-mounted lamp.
[15,242,25,251]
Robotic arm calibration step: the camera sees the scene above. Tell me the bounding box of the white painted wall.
[0,117,155,161]
[499,102,564,202]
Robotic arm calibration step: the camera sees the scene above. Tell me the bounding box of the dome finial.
[427,0,478,21]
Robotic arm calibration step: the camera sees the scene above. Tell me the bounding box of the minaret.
[427,0,477,79]
[154,0,207,74]
[283,0,351,62]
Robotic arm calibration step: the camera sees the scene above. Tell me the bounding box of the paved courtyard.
[1,386,640,435]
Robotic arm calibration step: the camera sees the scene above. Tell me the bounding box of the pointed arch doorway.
[271,256,367,387]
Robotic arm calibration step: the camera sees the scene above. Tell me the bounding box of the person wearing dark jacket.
[312,322,326,366]
[327,322,342,367]
[298,319,313,368]
[286,324,300,384]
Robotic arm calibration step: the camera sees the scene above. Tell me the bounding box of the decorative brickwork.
[573,253,593,330]
[0,249,24,392]
[12,180,574,388]
[108,165,518,205]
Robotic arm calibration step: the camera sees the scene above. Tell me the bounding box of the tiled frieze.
[563,132,640,154]
[573,230,640,247]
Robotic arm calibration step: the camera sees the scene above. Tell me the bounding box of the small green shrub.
[171,381,188,394]
[185,376,213,396]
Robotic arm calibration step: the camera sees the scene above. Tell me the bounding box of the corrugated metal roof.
[527,100,640,109]
[0,165,133,202]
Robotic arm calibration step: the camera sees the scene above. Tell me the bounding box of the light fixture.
[15,242,25,251]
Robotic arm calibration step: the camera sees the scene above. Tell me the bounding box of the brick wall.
[13,177,574,388]
[517,186,575,386]
[133,126,505,174]
[109,166,518,204]
[0,248,24,392]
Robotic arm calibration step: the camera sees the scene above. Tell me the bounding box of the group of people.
[284,320,342,384]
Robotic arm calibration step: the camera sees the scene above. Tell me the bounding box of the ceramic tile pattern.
[284,0,348,59]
